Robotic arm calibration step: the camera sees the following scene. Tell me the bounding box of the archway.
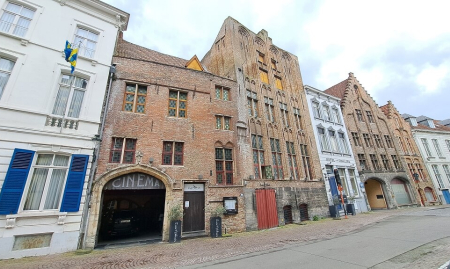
[364,178,387,209]
[390,178,412,206]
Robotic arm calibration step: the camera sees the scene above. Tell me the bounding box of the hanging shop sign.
[104,173,165,190]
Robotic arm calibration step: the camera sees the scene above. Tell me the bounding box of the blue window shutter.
[0,149,35,215]
[60,155,89,212]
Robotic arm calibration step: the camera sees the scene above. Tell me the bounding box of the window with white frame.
[338,168,349,195]
[0,2,35,37]
[446,140,450,152]
[348,169,358,196]
[332,107,341,123]
[23,154,70,210]
[52,75,88,118]
[322,105,331,121]
[443,165,450,183]
[431,165,444,188]
[328,130,339,152]
[338,132,349,154]
[317,127,329,151]
[73,27,98,58]
[421,138,433,157]
[432,139,443,157]
[0,57,15,99]
[312,101,321,118]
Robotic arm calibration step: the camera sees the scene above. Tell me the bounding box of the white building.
[403,114,450,204]
[304,85,369,213]
[0,0,128,259]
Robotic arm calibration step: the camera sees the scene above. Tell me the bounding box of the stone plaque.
[104,173,165,190]
[13,233,52,251]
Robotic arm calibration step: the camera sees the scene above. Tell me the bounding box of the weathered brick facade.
[380,101,439,206]
[202,17,329,229]
[325,73,419,209]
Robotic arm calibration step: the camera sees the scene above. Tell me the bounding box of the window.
[216,115,231,130]
[384,135,394,148]
[252,134,264,179]
[0,2,34,37]
[300,144,312,180]
[312,102,321,118]
[328,130,338,152]
[405,138,414,154]
[23,154,70,210]
[381,155,390,170]
[416,163,425,180]
[271,59,277,70]
[421,138,432,157]
[432,165,444,188]
[162,141,184,165]
[348,169,358,196]
[370,154,381,170]
[397,136,407,153]
[318,127,329,151]
[247,90,258,117]
[407,163,415,180]
[270,138,283,179]
[73,27,98,58]
[392,155,401,170]
[0,57,15,99]
[358,154,367,170]
[260,69,269,84]
[279,102,289,127]
[293,108,303,130]
[355,109,364,122]
[338,132,349,154]
[286,142,299,179]
[322,105,331,121]
[366,111,374,123]
[168,90,187,118]
[446,140,450,152]
[352,132,361,147]
[123,84,147,113]
[110,138,136,164]
[424,188,435,201]
[338,168,349,195]
[432,139,443,157]
[52,75,87,118]
[216,148,233,185]
[373,134,383,148]
[332,108,341,123]
[264,97,275,123]
[275,76,283,90]
[443,165,450,183]
[363,133,373,147]
[215,85,230,101]
[258,52,264,63]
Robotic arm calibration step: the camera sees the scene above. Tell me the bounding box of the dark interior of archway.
[98,189,165,244]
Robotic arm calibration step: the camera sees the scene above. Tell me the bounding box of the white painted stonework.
[0,0,128,259]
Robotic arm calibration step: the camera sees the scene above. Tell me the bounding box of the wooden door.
[183,191,205,232]
[255,189,278,229]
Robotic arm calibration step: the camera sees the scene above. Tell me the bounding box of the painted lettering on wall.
[104,173,166,190]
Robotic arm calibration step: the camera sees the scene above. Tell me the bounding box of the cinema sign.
[104,173,166,190]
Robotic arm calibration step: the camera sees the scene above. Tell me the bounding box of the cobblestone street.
[2,206,447,269]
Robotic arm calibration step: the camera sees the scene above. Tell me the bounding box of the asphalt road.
[184,207,450,269]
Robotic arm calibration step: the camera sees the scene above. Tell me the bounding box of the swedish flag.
[64,40,78,74]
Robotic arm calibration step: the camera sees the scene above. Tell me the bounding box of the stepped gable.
[115,38,188,67]
[380,100,395,119]
[324,78,350,106]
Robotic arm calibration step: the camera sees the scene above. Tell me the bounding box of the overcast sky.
[103,0,449,120]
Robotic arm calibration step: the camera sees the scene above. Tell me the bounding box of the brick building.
[202,17,329,230]
[380,101,439,206]
[84,36,245,248]
[325,73,419,209]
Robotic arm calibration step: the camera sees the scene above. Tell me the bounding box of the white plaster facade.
[304,85,369,213]
[0,0,128,259]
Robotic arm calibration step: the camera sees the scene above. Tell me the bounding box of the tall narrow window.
[348,169,358,196]
[443,165,450,183]
[168,90,187,118]
[247,90,258,117]
[432,165,444,188]
[381,155,391,170]
[446,140,450,152]
[0,2,35,37]
[407,163,416,180]
[286,142,299,179]
[52,75,88,118]
[279,102,289,127]
[416,163,425,180]
[370,154,381,170]
[215,115,231,130]
[338,168,349,195]
[384,135,394,148]
[421,138,432,157]
[216,148,233,185]
[300,144,312,180]
[293,108,303,130]
[264,97,275,123]
[432,139,443,157]
[162,141,184,165]
[270,138,283,180]
[275,76,283,90]
[358,154,367,170]
[23,154,70,210]
[322,105,330,121]
[352,132,361,147]
[258,52,264,63]
[366,111,374,123]
[271,59,277,70]
[373,134,383,148]
[110,138,137,164]
[363,133,373,147]
[260,69,269,84]
[252,134,264,179]
[0,57,15,99]
[355,109,364,122]
[318,127,329,151]
[391,155,401,170]
[329,130,338,152]
[405,138,414,154]
[312,102,321,118]
[123,84,147,113]
[397,136,407,153]
[332,108,341,123]
[338,132,349,154]
[215,85,230,101]
[73,27,99,58]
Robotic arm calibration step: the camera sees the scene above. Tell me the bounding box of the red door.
[255,189,278,229]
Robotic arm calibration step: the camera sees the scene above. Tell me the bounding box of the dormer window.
[408,117,417,126]
[427,120,435,128]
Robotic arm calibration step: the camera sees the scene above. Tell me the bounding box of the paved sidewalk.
[0,207,440,269]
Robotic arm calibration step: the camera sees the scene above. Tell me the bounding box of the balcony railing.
[46,116,79,130]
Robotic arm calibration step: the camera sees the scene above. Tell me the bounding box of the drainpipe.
[79,64,116,249]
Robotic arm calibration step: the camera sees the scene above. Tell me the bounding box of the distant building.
[325,73,420,209]
[402,114,450,204]
[0,0,128,259]
[380,101,439,206]
[305,85,369,213]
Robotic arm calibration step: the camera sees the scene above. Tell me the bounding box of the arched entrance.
[364,179,387,209]
[390,178,412,206]
[97,172,166,246]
